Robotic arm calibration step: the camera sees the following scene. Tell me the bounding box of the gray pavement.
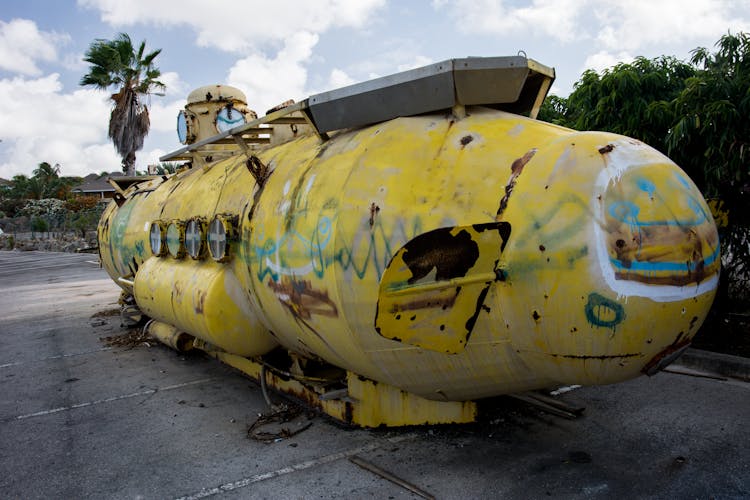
[1,250,748,499]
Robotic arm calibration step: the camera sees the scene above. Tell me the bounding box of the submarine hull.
[98,106,719,420]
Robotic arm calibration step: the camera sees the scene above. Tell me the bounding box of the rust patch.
[246,155,270,187]
[369,202,380,228]
[551,353,641,360]
[194,290,207,314]
[401,227,479,284]
[642,333,692,376]
[388,292,457,313]
[268,277,338,320]
[464,285,491,337]
[496,148,537,219]
[598,144,615,154]
[605,201,719,287]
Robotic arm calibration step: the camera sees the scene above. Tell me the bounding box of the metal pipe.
[117,276,135,287]
[349,456,435,500]
[145,320,194,352]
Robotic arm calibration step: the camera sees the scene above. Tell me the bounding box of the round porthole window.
[166,221,186,259]
[185,219,205,260]
[208,216,231,261]
[216,104,246,133]
[177,110,189,144]
[149,222,166,257]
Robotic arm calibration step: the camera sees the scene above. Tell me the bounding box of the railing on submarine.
[159,56,555,163]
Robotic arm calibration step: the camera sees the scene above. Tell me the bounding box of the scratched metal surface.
[97,105,719,406]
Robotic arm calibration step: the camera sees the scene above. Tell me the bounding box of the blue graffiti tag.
[585,293,625,329]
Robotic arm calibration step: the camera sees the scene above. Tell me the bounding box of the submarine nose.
[588,139,720,379]
[501,135,720,387]
[593,140,720,302]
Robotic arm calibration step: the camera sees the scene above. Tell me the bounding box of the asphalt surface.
[1,250,748,499]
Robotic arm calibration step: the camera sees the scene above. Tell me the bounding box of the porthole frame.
[166,219,187,259]
[185,218,207,260]
[207,215,234,262]
[149,221,168,257]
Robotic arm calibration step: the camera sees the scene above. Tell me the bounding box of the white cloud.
[591,0,750,52]
[433,0,586,42]
[582,50,634,73]
[396,55,434,72]
[79,0,386,53]
[0,74,121,178]
[0,19,69,76]
[434,0,750,49]
[61,52,87,72]
[346,43,434,81]
[328,68,357,89]
[78,0,387,121]
[148,98,185,134]
[158,71,189,98]
[227,32,318,115]
[140,148,168,169]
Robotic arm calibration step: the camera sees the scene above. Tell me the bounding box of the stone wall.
[0,231,98,253]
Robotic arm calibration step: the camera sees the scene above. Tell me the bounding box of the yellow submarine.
[98,56,720,426]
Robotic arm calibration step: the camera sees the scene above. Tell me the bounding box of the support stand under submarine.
[98,56,719,427]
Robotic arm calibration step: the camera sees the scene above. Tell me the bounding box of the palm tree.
[33,161,60,182]
[80,33,165,176]
[31,162,61,199]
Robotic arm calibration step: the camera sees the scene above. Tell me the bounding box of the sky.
[0,0,748,179]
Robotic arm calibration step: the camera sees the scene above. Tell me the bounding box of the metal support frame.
[160,55,554,163]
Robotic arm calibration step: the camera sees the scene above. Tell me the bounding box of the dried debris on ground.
[90,308,120,318]
[247,403,314,443]
[100,328,155,349]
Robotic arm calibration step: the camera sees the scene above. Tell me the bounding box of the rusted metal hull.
[98,106,719,426]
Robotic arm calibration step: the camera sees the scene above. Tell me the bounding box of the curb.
[672,348,750,382]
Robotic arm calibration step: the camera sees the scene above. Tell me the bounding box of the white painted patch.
[591,139,718,302]
[304,174,316,195]
[144,222,150,231]
[550,385,582,396]
[507,124,524,137]
[265,257,313,276]
[282,180,291,196]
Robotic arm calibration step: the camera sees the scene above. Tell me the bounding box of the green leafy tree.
[562,56,695,150]
[25,177,47,200]
[665,33,750,299]
[30,216,48,237]
[541,32,750,302]
[537,94,569,126]
[28,162,62,199]
[7,174,29,199]
[152,162,183,175]
[33,161,60,183]
[80,33,165,176]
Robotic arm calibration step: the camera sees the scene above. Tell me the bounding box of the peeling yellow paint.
[98,106,720,425]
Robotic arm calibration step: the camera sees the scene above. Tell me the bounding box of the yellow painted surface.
[204,351,476,427]
[346,372,477,427]
[134,257,277,357]
[98,105,720,409]
[375,223,509,354]
[146,320,194,352]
